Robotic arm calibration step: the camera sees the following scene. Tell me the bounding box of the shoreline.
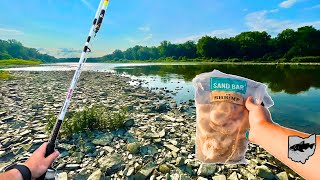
[0,71,302,179]
[1,62,320,72]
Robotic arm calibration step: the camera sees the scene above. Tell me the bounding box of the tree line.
[101,26,320,62]
[1,26,320,63]
[0,39,56,62]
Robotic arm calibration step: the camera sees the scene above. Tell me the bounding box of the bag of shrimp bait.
[192,70,273,164]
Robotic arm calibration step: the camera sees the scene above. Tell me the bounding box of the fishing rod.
[37,0,110,179]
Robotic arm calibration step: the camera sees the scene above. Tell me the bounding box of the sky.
[0,0,319,58]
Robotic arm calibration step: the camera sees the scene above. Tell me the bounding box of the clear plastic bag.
[192,70,273,164]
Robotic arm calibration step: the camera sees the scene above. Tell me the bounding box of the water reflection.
[114,64,320,94]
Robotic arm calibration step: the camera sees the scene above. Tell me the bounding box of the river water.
[4,62,320,134]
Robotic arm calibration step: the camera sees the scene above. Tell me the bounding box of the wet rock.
[135,162,156,180]
[2,116,14,122]
[213,175,227,180]
[127,142,141,154]
[158,164,170,174]
[140,144,158,156]
[98,155,124,175]
[1,139,12,148]
[0,112,7,117]
[87,169,102,180]
[151,103,170,112]
[65,164,80,170]
[176,156,186,166]
[256,165,275,179]
[92,133,113,146]
[197,164,216,176]
[31,104,43,109]
[276,171,289,180]
[124,119,135,127]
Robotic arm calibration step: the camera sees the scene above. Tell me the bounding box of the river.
[4,62,320,134]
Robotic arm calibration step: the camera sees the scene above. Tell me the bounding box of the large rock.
[65,164,80,170]
[57,172,68,180]
[163,142,179,153]
[1,116,14,122]
[98,155,124,175]
[124,119,135,127]
[239,168,255,180]
[227,172,239,180]
[151,103,170,112]
[127,142,141,154]
[213,175,227,180]
[256,165,275,179]
[135,162,156,180]
[197,164,216,176]
[92,133,113,146]
[276,171,289,180]
[87,169,102,180]
[0,151,6,157]
[158,164,170,174]
[176,156,186,166]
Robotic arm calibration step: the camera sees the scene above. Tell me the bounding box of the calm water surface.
[4,63,320,134]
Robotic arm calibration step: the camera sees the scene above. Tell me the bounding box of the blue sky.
[0,0,319,58]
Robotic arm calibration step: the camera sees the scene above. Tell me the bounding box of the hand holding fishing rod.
[35,0,110,179]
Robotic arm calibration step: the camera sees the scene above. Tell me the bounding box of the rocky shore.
[0,71,302,180]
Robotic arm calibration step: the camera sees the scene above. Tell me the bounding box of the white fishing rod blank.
[36,0,110,179]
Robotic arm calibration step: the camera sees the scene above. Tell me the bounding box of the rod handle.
[35,142,55,180]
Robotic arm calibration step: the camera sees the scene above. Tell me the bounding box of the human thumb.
[245,96,258,111]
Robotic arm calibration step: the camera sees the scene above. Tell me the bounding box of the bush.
[45,106,128,138]
[0,71,11,80]
[291,56,320,62]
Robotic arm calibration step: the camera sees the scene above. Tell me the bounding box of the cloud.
[0,28,23,36]
[279,0,298,8]
[269,9,279,13]
[305,4,320,10]
[173,29,238,44]
[245,10,320,35]
[127,34,153,45]
[80,0,95,11]
[138,25,151,32]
